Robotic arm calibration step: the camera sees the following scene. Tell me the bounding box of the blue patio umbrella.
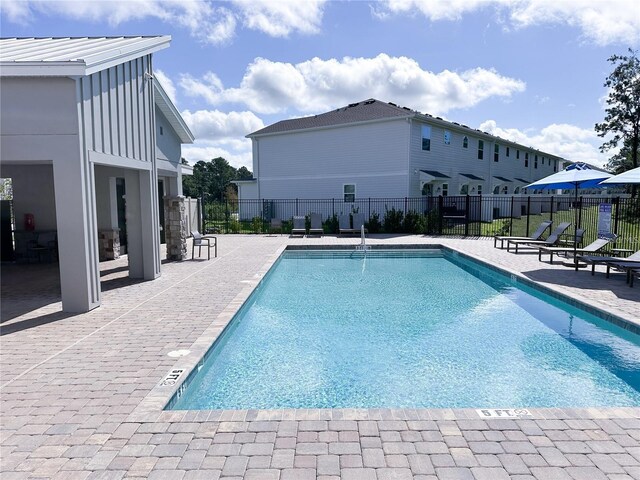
[526,163,613,270]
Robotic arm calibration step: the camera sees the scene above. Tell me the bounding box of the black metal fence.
[201,195,640,250]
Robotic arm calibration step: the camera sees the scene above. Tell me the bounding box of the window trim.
[421,125,431,151]
[463,136,468,148]
[444,130,451,145]
[343,183,356,203]
[477,139,484,160]
[494,144,499,162]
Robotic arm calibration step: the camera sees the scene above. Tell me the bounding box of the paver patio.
[1,235,639,480]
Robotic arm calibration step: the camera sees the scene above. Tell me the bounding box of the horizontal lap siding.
[409,121,560,196]
[257,119,410,199]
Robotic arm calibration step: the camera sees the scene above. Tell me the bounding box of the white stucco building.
[0,36,194,312]
[239,99,564,202]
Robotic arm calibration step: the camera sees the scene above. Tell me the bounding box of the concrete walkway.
[1,235,639,480]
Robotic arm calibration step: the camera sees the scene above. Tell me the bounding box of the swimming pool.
[169,249,640,410]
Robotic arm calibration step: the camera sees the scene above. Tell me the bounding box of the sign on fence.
[597,203,612,237]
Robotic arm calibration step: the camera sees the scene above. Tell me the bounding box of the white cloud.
[154,70,177,105]
[182,144,253,170]
[479,119,615,167]
[376,0,640,46]
[1,0,327,44]
[181,109,264,141]
[179,54,526,115]
[179,109,263,170]
[234,0,326,37]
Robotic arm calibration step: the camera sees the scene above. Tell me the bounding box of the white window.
[441,183,449,197]
[514,186,521,194]
[459,184,469,195]
[493,185,500,194]
[476,184,483,195]
[463,136,468,148]
[421,126,431,151]
[343,184,356,202]
[502,185,508,194]
[444,130,451,145]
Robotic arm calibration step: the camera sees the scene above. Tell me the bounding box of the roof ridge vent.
[364,99,375,105]
[388,102,397,107]
[347,102,359,108]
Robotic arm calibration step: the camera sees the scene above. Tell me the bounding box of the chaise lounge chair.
[308,213,323,236]
[506,222,571,253]
[291,216,306,236]
[606,260,640,287]
[493,220,552,249]
[578,250,640,276]
[352,213,367,234]
[339,214,357,235]
[537,232,616,263]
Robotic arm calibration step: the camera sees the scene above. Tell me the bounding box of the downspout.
[407,117,412,197]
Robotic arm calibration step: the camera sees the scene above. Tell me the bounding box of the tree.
[181,157,253,200]
[595,49,640,196]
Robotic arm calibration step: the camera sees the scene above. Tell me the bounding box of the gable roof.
[0,36,171,76]
[248,99,414,137]
[154,80,194,144]
[247,98,565,162]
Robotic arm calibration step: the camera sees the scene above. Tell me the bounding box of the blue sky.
[2,0,639,170]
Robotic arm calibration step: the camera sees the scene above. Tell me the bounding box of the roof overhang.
[154,80,194,144]
[493,176,513,183]
[0,36,171,77]
[419,170,450,183]
[459,173,484,181]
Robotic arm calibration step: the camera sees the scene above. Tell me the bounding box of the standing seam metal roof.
[0,36,171,76]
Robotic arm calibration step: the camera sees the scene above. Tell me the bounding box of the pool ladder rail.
[354,224,371,252]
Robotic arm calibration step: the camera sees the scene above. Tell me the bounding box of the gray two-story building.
[239,99,563,203]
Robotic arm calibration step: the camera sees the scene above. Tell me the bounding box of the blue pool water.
[170,249,640,410]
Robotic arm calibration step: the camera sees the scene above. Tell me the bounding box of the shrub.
[251,216,263,234]
[403,210,426,234]
[228,219,241,233]
[383,207,404,233]
[324,214,339,234]
[366,212,382,233]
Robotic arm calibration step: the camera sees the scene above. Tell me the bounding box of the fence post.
[526,196,531,236]
[332,198,335,217]
[438,195,444,234]
[464,195,470,237]
[509,195,514,236]
[369,197,371,223]
[613,196,620,237]
[550,195,554,224]
[296,198,299,216]
[578,196,583,230]
[225,199,229,234]
[404,197,408,215]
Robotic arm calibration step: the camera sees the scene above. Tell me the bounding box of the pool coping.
[128,243,640,424]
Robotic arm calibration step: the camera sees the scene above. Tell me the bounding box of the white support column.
[124,169,143,278]
[53,153,101,312]
[124,168,161,280]
[139,168,161,279]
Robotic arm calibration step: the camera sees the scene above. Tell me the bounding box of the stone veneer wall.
[98,229,120,261]
[164,196,188,261]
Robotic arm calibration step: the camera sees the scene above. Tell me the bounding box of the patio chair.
[339,214,357,235]
[493,220,552,249]
[291,216,306,236]
[269,218,282,235]
[352,213,368,234]
[579,250,640,276]
[537,232,616,263]
[506,222,571,253]
[191,230,217,260]
[308,213,323,236]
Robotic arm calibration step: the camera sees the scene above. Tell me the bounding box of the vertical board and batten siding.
[257,119,410,199]
[409,120,560,196]
[80,56,153,162]
[155,107,182,165]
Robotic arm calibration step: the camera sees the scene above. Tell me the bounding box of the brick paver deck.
[1,235,639,479]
